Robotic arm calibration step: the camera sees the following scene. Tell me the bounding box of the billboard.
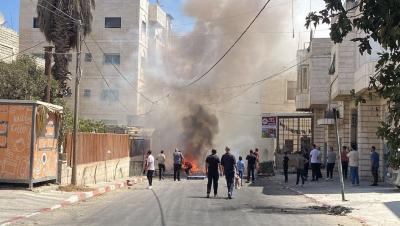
[262,116,277,138]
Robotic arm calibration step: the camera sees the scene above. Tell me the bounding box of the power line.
[0,40,47,62]
[88,35,155,104]
[83,41,131,113]
[84,40,155,117]
[184,0,273,88]
[38,0,79,23]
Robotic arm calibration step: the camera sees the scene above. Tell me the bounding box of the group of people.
[143,148,187,189]
[142,147,261,199]
[205,147,260,199]
[283,144,380,187]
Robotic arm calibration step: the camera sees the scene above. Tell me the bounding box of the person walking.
[246,150,257,183]
[295,151,307,186]
[283,152,289,183]
[341,146,349,179]
[237,156,245,186]
[173,148,184,181]
[310,144,320,181]
[205,149,221,198]
[221,147,237,199]
[370,146,380,186]
[156,150,166,181]
[326,146,336,180]
[347,145,359,186]
[145,150,155,189]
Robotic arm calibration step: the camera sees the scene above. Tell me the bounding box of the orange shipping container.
[0,100,62,189]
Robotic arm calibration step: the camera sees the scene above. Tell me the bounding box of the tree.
[37,0,95,97]
[306,0,400,168]
[0,55,57,100]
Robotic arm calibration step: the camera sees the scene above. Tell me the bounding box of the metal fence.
[65,133,130,165]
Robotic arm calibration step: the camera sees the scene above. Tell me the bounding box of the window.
[84,53,92,62]
[104,54,120,65]
[83,89,91,97]
[301,67,308,90]
[33,17,39,28]
[105,17,121,28]
[141,21,147,40]
[101,89,119,101]
[286,81,296,101]
[329,53,336,75]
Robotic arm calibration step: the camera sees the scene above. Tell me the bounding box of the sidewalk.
[272,173,400,226]
[0,177,145,226]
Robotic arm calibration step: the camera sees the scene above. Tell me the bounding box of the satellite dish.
[0,12,5,26]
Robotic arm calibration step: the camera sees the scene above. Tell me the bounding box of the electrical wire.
[184,0,273,88]
[0,40,47,61]
[88,35,155,104]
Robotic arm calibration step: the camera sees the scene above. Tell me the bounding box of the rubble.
[309,205,353,216]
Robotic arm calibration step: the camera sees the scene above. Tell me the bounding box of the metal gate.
[276,115,313,154]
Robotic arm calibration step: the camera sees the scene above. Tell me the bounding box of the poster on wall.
[262,116,277,138]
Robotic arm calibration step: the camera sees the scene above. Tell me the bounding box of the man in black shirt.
[283,152,289,183]
[221,147,237,199]
[246,150,257,183]
[205,149,221,198]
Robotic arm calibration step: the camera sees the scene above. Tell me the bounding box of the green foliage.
[79,118,107,133]
[306,0,400,168]
[0,56,57,100]
[36,0,95,97]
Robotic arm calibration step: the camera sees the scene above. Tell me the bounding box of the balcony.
[149,4,168,28]
[295,93,310,111]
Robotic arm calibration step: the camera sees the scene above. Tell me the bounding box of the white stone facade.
[19,0,170,126]
[0,25,18,63]
[296,8,387,181]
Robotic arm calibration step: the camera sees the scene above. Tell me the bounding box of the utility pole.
[44,46,53,103]
[333,108,346,201]
[72,20,83,185]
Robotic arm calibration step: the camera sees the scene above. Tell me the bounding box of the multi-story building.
[0,25,18,63]
[19,0,171,126]
[295,0,385,181]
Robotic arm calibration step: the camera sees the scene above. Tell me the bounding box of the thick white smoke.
[142,0,299,165]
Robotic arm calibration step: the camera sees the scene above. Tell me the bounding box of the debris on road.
[309,205,353,216]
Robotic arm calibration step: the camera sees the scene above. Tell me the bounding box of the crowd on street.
[282,144,380,187]
[141,147,261,199]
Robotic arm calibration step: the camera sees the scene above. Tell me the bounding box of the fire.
[183,154,203,174]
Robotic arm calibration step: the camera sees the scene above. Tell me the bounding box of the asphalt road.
[15,178,361,226]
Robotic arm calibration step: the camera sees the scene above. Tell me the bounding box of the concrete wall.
[0,25,18,63]
[19,0,157,126]
[60,157,130,186]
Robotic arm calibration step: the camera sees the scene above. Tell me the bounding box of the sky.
[0,0,329,36]
[0,0,194,33]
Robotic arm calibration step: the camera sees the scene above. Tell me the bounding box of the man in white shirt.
[145,150,155,189]
[347,145,359,186]
[309,144,320,181]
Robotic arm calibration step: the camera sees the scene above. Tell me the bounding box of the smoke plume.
[181,104,219,162]
[142,0,297,164]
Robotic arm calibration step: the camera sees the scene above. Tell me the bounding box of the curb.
[274,179,370,226]
[0,177,144,226]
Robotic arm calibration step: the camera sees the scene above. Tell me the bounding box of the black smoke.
[181,104,219,161]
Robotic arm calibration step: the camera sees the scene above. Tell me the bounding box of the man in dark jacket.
[205,149,221,198]
[246,150,257,183]
[370,146,380,186]
[221,147,237,199]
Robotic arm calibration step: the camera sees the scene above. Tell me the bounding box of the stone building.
[19,0,171,126]
[295,1,385,181]
[0,25,18,63]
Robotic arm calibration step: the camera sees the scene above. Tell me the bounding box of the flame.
[184,153,203,173]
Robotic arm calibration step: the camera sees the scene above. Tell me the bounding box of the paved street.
[15,178,361,226]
